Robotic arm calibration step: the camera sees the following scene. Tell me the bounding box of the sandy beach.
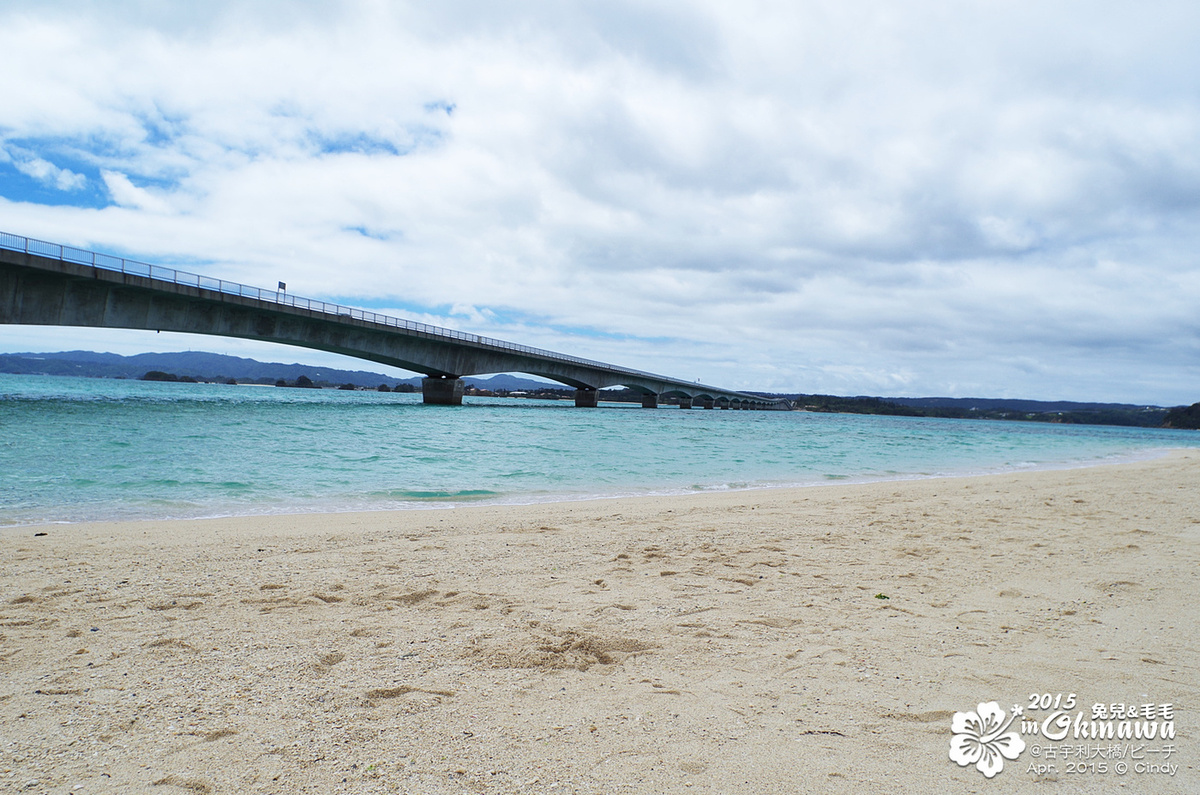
[2,452,1197,794]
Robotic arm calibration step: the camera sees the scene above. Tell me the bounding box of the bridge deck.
[0,232,789,409]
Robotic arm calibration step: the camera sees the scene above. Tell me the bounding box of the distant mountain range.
[3,351,1194,428]
[0,350,558,392]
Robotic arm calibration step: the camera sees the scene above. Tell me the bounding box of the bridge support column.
[574,388,599,408]
[701,397,714,409]
[422,376,464,405]
[677,396,693,409]
[641,394,659,409]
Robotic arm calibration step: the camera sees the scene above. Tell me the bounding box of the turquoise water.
[1,373,1196,526]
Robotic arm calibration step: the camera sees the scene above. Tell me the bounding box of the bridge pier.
[700,397,714,409]
[574,388,599,408]
[641,394,659,409]
[677,396,693,409]
[422,376,465,405]
[0,241,789,412]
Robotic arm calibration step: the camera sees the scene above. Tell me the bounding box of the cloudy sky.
[2,1,1198,404]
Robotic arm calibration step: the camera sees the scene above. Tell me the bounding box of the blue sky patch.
[344,225,396,241]
[0,155,110,209]
[0,132,192,210]
[311,132,402,157]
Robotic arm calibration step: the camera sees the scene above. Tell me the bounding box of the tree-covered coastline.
[2,351,1196,430]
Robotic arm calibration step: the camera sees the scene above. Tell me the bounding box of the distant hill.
[4,352,1193,428]
[884,396,1159,413]
[761,392,1173,428]
[1164,402,1200,430]
[0,351,557,391]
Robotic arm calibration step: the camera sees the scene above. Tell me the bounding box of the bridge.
[0,232,790,410]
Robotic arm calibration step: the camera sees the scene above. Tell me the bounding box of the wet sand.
[2,451,1198,793]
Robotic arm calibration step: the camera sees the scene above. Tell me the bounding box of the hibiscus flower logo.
[949,701,1026,778]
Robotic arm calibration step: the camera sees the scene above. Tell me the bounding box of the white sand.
[2,451,1198,793]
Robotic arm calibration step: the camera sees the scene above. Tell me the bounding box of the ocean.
[1,373,1196,526]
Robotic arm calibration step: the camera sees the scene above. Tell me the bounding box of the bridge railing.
[1,230,719,388]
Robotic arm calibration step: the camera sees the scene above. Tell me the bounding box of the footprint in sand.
[366,685,455,699]
[467,625,653,671]
[388,589,438,606]
[146,638,197,652]
[152,774,213,793]
[198,729,238,742]
[148,600,204,611]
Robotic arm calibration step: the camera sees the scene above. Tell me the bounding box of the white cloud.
[1,1,1198,403]
[100,171,171,212]
[14,156,87,191]
[3,145,88,191]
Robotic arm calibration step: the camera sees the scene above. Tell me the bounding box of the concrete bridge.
[0,232,790,410]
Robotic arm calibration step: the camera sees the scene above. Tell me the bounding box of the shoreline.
[2,444,1190,531]
[2,451,1197,792]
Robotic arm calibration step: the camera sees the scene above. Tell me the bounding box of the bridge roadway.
[0,233,790,410]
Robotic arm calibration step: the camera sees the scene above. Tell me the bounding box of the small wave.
[687,482,750,492]
[368,489,500,501]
